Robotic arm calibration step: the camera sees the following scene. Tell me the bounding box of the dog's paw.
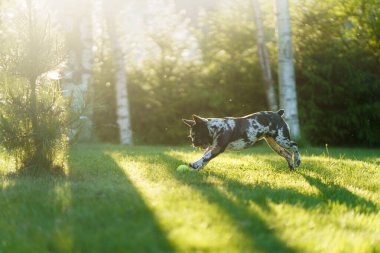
[295,159,301,168]
[189,162,203,171]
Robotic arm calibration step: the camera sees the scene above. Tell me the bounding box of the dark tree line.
[94,0,380,146]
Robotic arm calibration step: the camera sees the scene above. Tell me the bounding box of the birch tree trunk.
[274,0,301,139]
[105,12,133,145]
[252,0,278,111]
[62,1,94,142]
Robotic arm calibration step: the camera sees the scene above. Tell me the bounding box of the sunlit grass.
[0,144,379,253]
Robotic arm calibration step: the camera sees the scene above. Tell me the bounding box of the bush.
[0,0,70,174]
[0,75,68,174]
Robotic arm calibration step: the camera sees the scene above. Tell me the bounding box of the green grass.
[0,144,379,253]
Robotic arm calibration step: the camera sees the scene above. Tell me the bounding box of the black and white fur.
[182,110,301,170]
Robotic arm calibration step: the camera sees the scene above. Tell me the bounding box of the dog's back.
[222,110,289,149]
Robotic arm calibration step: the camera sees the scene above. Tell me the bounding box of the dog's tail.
[277,109,285,117]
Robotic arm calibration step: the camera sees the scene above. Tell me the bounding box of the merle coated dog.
[182,109,301,170]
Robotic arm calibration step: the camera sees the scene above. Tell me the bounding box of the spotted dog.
[182,109,301,170]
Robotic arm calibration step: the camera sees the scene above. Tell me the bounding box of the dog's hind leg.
[265,136,294,170]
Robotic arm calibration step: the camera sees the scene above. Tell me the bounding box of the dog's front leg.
[203,146,213,155]
[189,146,225,170]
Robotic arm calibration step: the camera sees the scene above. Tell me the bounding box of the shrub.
[0,75,68,174]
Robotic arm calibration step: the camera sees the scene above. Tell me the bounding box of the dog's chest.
[226,139,250,149]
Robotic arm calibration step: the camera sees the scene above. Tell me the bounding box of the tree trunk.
[274,0,301,139]
[252,0,278,111]
[26,0,43,165]
[62,3,94,142]
[106,13,133,145]
[29,76,43,166]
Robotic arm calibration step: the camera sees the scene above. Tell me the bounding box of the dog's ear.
[192,114,207,124]
[182,119,195,127]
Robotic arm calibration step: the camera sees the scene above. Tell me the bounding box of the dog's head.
[182,115,212,149]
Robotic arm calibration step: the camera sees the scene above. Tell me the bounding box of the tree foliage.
[92,0,379,146]
[1,0,378,148]
[293,0,380,146]
[197,1,267,116]
[127,2,202,144]
[0,76,67,173]
[0,0,67,174]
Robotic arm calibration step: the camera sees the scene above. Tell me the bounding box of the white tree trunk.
[106,14,133,145]
[62,3,94,142]
[252,0,278,111]
[274,0,301,139]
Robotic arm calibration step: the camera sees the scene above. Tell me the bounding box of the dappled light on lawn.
[104,145,380,253]
[0,0,379,251]
[0,145,379,252]
[109,151,251,252]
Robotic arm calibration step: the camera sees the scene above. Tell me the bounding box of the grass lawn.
[0,144,379,253]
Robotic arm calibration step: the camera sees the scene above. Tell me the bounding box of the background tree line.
[0,0,379,173]
[93,0,379,146]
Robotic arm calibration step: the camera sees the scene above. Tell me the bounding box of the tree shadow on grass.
[213,175,321,212]
[0,148,175,253]
[210,170,379,215]
[299,173,378,213]
[154,153,298,253]
[64,148,175,253]
[260,157,378,214]
[156,151,378,252]
[0,173,69,252]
